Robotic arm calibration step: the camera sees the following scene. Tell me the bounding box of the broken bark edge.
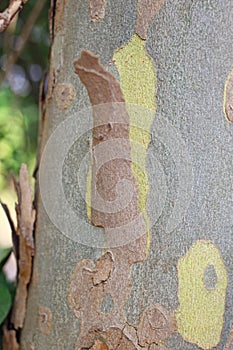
[2,164,36,348]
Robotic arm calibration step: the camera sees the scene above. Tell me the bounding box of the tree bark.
[20,1,232,349]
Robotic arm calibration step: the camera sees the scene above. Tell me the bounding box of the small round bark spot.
[204,264,218,290]
[38,306,53,336]
[54,83,76,109]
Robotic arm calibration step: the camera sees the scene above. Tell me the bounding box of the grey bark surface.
[21,1,232,349]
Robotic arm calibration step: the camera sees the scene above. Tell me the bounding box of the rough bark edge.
[224,68,233,123]
[11,164,35,329]
[2,164,36,347]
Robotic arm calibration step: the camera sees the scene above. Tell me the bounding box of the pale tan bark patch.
[54,83,76,109]
[89,0,107,23]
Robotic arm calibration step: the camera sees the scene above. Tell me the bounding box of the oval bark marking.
[54,83,76,110]
[224,69,233,122]
[89,0,107,23]
[136,0,165,39]
[38,306,53,336]
[176,240,228,349]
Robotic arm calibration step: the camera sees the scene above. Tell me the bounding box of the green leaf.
[0,247,11,270]
[0,281,11,325]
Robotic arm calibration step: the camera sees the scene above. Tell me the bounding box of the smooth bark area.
[20,1,232,349]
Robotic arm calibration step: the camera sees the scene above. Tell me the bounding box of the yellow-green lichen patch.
[176,240,228,349]
[113,34,156,110]
[113,34,156,250]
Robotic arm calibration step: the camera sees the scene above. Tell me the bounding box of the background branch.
[2,0,47,83]
[0,0,28,33]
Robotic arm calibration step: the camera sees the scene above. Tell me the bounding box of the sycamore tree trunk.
[19,1,232,349]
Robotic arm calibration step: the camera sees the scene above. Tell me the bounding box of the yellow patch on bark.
[176,239,228,349]
[113,34,156,250]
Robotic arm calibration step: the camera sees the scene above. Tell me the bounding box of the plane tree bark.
[15,1,233,349]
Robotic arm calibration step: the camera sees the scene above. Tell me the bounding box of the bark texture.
[20,1,232,349]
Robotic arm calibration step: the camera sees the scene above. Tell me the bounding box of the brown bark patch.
[54,82,76,109]
[74,50,124,105]
[88,327,137,350]
[93,251,114,285]
[71,50,161,349]
[137,304,177,346]
[74,50,140,230]
[3,327,19,350]
[135,0,165,39]
[90,339,109,350]
[89,0,107,23]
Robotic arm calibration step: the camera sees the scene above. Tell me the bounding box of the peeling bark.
[74,51,141,230]
[224,69,233,122]
[11,164,35,329]
[51,0,67,37]
[68,50,176,350]
[90,339,109,350]
[137,305,177,346]
[3,327,19,350]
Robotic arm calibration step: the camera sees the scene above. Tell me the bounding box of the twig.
[0,0,28,33]
[2,0,47,82]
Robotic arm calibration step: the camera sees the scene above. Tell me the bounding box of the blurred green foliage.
[0,247,15,347]
[0,0,50,190]
[0,88,38,189]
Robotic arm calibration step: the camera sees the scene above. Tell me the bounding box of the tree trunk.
[20,1,232,349]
